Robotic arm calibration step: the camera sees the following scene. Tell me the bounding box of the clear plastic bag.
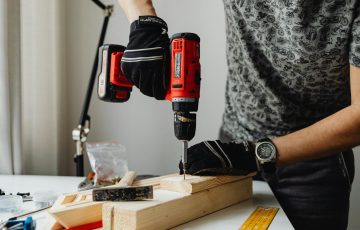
[86,141,128,182]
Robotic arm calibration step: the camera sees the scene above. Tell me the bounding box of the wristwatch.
[255,138,277,173]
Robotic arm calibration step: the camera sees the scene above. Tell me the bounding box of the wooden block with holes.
[102,173,255,230]
[48,174,177,229]
[48,190,103,229]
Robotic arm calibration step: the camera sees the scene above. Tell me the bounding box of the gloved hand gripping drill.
[121,16,171,100]
[179,140,260,176]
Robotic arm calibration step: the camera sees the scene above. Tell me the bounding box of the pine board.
[103,177,253,230]
[160,173,256,194]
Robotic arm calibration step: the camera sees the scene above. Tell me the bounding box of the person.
[118,0,360,229]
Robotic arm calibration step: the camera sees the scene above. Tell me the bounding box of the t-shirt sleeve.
[350,8,360,67]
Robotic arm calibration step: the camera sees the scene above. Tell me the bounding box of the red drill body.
[166,34,201,105]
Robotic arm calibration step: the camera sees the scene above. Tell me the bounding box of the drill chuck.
[171,99,199,112]
[174,112,196,141]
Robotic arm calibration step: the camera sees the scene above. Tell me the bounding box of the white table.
[0,175,293,229]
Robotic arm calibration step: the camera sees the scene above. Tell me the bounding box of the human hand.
[121,16,170,100]
[179,140,259,176]
[118,0,156,23]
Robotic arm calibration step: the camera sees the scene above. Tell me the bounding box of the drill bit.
[182,141,188,180]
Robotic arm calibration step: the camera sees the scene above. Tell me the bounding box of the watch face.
[257,142,275,160]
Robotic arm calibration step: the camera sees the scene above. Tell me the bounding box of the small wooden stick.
[116,171,137,187]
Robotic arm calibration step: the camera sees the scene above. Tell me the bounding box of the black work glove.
[179,140,259,176]
[121,16,170,100]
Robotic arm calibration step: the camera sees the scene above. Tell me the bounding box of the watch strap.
[262,160,276,173]
[257,137,271,142]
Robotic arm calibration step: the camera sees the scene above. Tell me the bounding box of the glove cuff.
[240,141,260,172]
[225,141,259,173]
[130,16,168,33]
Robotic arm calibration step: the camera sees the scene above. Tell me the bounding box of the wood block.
[48,174,178,228]
[49,201,103,228]
[103,176,253,230]
[160,173,256,194]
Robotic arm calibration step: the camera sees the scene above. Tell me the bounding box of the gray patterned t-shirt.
[220,0,360,142]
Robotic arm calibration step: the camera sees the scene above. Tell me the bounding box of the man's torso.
[221,0,358,141]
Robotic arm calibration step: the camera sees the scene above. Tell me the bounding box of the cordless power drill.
[166,33,201,179]
[97,33,201,179]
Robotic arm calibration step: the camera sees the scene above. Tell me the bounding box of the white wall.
[21,0,67,175]
[64,0,360,228]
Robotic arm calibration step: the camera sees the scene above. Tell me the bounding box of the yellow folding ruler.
[239,206,279,230]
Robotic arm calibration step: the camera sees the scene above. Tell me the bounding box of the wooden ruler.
[239,206,279,230]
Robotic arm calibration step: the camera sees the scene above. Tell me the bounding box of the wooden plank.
[103,177,253,230]
[131,174,178,189]
[160,173,256,194]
